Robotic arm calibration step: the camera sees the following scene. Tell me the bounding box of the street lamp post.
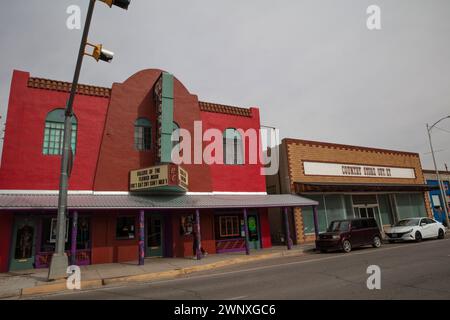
[426,116,450,229]
[48,0,130,281]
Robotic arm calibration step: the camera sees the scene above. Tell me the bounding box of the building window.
[43,109,77,155]
[219,216,241,237]
[223,128,244,165]
[116,216,136,240]
[395,193,426,219]
[134,118,152,151]
[172,122,180,152]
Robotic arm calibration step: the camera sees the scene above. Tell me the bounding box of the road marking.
[30,238,450,299]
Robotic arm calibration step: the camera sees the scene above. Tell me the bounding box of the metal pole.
[195,209,202,260]
[283,207,292,250]
[243,209,250,255]
[48,0,96,280]
[312,206,320,240]
[70,211,78,265]
[427,123,450,227]
[139,210,145,265]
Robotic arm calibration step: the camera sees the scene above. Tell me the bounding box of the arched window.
[223,128,244,165]
[134,118,152,151]
[43,109,78,155]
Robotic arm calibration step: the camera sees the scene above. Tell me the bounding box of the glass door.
[354,206,383,231]
[10,216,36,271]
[247,214,261,250]
[146,215,163,257]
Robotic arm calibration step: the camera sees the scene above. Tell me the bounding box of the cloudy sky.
[0,0,449,170]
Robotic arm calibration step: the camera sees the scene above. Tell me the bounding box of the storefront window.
[116,217,136,240]
[301,195,328,234]
[395,193,426,219]
[324,195,347,222]
[378,194,394,225]
[219,216,240,237]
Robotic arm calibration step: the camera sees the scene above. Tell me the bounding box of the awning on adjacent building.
[295,182,439,193]
[0,193,318,210]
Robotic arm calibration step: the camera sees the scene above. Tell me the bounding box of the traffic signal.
[100,0,131,10]
[85,43,114,63]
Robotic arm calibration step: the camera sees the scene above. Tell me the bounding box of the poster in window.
[248,216,259,241]
[240,219,245,237]
[181,215,194,235]
[50,218,69,243]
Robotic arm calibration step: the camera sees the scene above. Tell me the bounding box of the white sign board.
[303,162,416,179]
[431,195,441,207]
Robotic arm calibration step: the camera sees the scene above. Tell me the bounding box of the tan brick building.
[267,138,434,244]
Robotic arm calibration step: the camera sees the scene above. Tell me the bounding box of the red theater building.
[0,69,315,272]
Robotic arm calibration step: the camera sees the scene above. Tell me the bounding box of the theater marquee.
[303,161,416,179]
[130,164,188,193]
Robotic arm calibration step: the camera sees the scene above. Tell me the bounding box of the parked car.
[315,218,382,253]
[384,217,446,243]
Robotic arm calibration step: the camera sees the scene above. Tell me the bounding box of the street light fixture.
[426,115,450,228]
[48,0,130,281]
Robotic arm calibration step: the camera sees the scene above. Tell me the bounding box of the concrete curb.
[8,248,308,299]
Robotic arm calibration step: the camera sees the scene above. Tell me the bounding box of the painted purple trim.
[216,248,246,254]
[243,208,250,255]
[215,238,244,243]
[284,207,293,250]
[139,210,145,265]
[195,209,202,260]
[312,206,320,240]
[71,211,78,265]
[35,250,91,268]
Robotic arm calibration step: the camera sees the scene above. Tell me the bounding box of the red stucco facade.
[0,69,272,271]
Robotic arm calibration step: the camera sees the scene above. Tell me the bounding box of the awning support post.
[70,211,78,265]
[312,206,320,241]
[243,208,250,255]
[195,209,202,260]
[139,210,145,266]
[284,207,293,250]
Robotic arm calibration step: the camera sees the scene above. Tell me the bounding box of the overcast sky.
[0,0,449,170]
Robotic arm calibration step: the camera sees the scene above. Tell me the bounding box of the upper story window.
[223,128,244,165]
[172,122,180,148]
[134,118,152,151]
[43,109,77,156]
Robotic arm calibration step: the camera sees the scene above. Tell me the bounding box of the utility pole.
[48,0,131,280]
[426,117,450,228]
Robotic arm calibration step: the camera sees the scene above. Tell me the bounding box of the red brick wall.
[0,70,109,190]
[200,108,266,192]
[90,213,139,264]
[93,69,213,192]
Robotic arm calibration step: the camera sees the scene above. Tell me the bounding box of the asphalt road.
[33,238,450,300]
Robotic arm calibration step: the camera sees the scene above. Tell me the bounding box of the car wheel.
[372,236,382,248]
[438,229,445,239]
[342,240,352,253]
[415,231,422,242]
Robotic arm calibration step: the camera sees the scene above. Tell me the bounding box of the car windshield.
[394,219,419,227]
[328,221,350,232]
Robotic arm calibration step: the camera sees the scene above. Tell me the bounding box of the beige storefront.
[267,139,434,244]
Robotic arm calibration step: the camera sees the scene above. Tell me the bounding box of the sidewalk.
[0,244,314,299]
